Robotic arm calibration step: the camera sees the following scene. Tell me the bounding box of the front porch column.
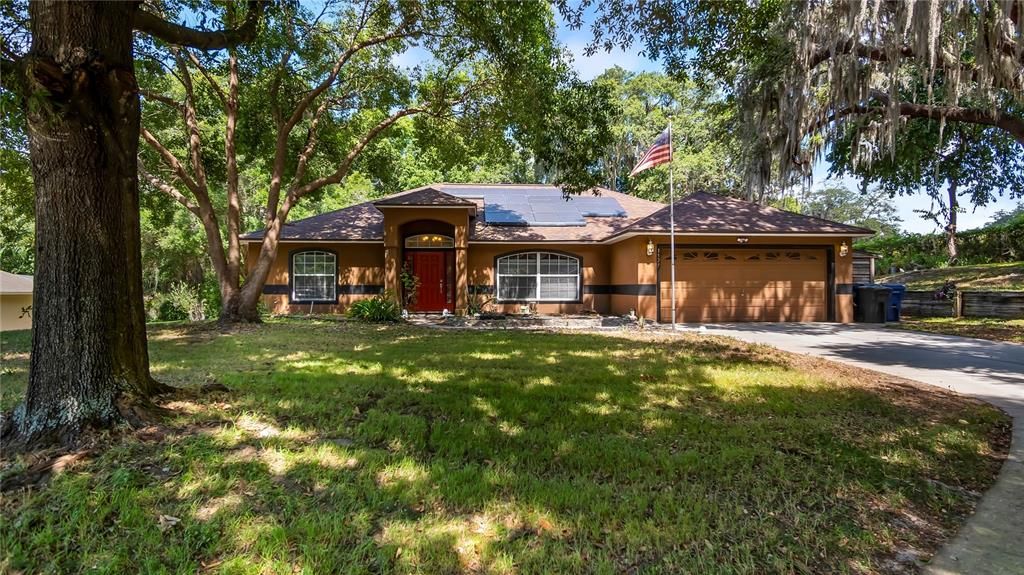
[455,222,468,312]
[383,223,401,301]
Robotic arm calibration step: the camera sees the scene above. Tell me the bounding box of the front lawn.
[0,321,1009,574]
[879,261,1024,291]
[892,317,1024,344]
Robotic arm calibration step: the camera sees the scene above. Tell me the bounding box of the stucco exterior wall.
[0,294,33,331]
[608,236,659,319]
[250,241,385,315]
[248,232,856,323]
[467,243,611,315]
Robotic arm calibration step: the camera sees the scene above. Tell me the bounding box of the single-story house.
[242,184,874,323]
[0,270,33,331]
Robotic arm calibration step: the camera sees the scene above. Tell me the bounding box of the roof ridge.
[697,192,876,234]
[613,190,875,237]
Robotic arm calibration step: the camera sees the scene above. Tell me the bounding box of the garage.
[658,248,829,323]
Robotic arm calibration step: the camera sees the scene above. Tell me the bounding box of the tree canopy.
[134,0,614,321]
[565,0,1024,199]
[592,67,739,202]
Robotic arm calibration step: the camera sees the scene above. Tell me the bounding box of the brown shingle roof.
[242,184,664,242]
[241,202,384,241]
[241,187,871,243]
[618,192,875,237]
[373,186,476,207]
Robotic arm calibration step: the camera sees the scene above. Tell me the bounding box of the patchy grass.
[880,262,1024,291]
[892,317,1024,344]
[0,320,1009,574]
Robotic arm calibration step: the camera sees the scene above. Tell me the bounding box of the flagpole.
[668,120,676,330]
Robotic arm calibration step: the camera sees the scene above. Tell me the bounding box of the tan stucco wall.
[0,294,32,331]
[467,243,611,315]
[249,241,385,315]
[249,231,856,323]
[607,234,856,323]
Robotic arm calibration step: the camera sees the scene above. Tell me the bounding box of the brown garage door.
[658,249,828,323]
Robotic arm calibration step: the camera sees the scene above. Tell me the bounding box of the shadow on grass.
[0,322,1009,574]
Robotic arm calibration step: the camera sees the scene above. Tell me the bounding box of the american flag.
[629,127,672,177]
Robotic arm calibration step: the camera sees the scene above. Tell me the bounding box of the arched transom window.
[405,234,455,248]
[496,252,580,302]
[292,250,336,302]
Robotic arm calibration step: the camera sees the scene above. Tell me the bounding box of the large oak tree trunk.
[10,1,168,446]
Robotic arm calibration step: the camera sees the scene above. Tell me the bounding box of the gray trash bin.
[854,285,891,323]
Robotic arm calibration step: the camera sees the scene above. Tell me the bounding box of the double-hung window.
[496,252,580,302]
[292,250,336,302]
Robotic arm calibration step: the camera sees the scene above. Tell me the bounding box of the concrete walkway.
[703,324,1024,575]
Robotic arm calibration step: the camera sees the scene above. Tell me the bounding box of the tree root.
[0,380,233,491]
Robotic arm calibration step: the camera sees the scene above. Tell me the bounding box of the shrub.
[147,282,206,322]
[346,294,402,322]
[857,216,1024,272]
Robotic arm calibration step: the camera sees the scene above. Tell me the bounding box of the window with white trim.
[496,252,580,301]
[292,250,336,302]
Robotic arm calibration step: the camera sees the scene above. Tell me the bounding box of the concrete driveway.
[703,323,1024,575]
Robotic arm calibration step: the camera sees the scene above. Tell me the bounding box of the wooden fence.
[900,290,1024,319]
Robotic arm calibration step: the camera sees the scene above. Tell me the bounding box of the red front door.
[411,251,449,312]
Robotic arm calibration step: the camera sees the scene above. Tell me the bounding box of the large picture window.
[292,250,336,302]
[496,252,580,302]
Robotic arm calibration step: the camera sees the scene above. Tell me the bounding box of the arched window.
[496,252,580,302]
[291,250,336,302]
[405,234,455,248]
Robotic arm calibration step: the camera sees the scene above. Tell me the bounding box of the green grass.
[891,317,1024,344]
[880,261,1024,291]
[0,321,1009,574]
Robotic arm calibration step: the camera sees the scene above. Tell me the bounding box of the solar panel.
[447,185,627,226]
[574,196,628,217]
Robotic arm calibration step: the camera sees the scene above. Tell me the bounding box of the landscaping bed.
[0,321,1010,574]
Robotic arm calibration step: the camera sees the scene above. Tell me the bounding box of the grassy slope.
[0,321,1009,574]
[891,317,1024,345]
[879,261,1024,291]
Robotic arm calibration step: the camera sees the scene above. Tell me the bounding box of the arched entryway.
[401,220,456,312]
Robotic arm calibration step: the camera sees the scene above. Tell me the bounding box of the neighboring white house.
[0,270,33,331]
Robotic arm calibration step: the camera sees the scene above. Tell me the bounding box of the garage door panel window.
[497,252,580,302]
[292,250,337,302]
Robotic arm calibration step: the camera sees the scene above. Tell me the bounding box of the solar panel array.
[444,186,626,227]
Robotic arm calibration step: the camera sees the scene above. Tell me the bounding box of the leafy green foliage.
[593,67,739,201]
[146,282,206,322]
[346,294,402,322]
[795,185,902,237]
[0,89,34,274]
[857,217,1024,272]
[829,120,1024,228]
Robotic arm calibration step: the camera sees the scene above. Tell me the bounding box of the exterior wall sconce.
[839,241,849,257]
[736,237,749,244]
[646,239,655,257]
